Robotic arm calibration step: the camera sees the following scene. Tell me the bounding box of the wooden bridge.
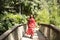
[0,24,60,40]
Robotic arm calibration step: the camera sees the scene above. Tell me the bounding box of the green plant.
[35,8,50,24]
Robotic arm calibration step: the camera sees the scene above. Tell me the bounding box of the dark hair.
[30,15,34,18]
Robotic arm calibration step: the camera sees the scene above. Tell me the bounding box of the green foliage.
[22,0,42,14]
[50,12,60,27]
[3,13,22,24]
[35,8,50,24]
[21,14,27,24]
[0,0,60,35]
[0,13,27,31]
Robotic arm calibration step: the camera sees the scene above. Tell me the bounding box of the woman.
[26,15,36,39]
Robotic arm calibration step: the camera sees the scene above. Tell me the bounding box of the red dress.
[26,17,36,36]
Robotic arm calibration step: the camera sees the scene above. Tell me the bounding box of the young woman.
[26,15,36,39]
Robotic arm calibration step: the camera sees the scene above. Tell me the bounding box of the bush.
[0,13,27,34]
[35,9,50,24]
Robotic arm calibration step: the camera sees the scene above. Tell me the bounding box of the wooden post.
[44,27,48,37]
[47,28,50,40]
[17,26,24,40]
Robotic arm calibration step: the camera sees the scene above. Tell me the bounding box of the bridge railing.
[39,24,60,40]
[0,24,27,40]
[0,23,60,40]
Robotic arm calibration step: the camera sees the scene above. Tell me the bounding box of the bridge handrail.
[39,23,60,40]
[0,23,60,40]
[39,23,60,32]
[0,24,25,40]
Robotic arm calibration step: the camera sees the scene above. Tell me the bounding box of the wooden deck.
[21,28,47,40]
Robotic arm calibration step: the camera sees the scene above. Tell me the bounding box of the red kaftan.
[26,17,36,36]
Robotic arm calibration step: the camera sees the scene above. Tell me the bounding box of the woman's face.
[30,15,33,18]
